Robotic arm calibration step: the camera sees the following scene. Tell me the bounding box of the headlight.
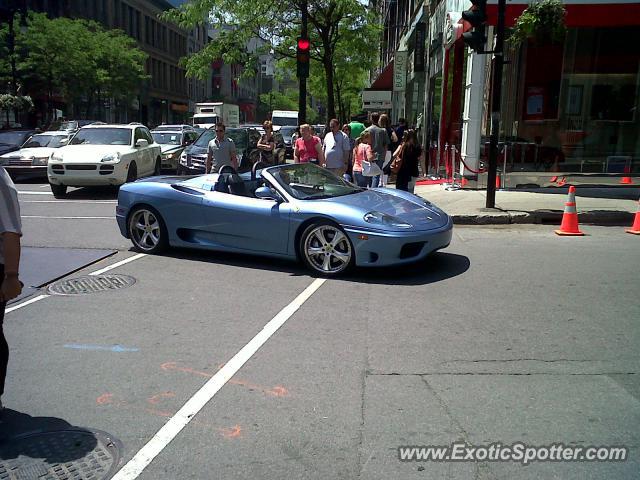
[50,152,64,162]
[363,211,412,228]
[32,157,49,166]
[163,151,177,160]
[179,152,189,165]
[101,152,120,163]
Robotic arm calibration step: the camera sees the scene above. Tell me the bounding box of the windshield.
[278,127,297,140]
[70,128,132,146]
[194,130,215,147]
[193,116,217,125]
[0,131,28,146]
[152,132,181,145]
[23,134,68,148]
[272,117,298,127]
[271,164,361,200]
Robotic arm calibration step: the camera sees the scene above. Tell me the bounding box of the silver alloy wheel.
[303,225,352,274]
[130,209,161,251]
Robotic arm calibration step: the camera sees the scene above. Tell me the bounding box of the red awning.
[486,2,640,28]
[370,60,394,90]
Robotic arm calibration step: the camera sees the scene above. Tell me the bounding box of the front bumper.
[4,165,48,178]
[177,163,205,175]
[344,217,453,267]
[48,161,130,186]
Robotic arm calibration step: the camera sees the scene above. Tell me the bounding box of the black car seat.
[226,173,250,197]
[218,165,236,175]
[213,173,230,193]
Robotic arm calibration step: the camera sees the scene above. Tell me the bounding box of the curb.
[452,210,634,226]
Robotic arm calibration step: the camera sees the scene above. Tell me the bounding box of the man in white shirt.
[0,165,22,412]
[206,123,238,173]
[322,119,350,177]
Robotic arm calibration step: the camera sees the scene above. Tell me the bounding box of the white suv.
[48,123,162,197]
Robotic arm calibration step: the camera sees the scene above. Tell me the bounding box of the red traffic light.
[297,38,310,51]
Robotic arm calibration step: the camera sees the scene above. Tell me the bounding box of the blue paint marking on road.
[64,344,139,352]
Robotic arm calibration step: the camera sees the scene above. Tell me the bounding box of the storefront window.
[499,26,640,175]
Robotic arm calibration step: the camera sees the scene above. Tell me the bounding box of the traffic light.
[297,37,310,78]
[462,0,487,53]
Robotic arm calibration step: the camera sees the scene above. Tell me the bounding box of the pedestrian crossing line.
[110,277,327,480]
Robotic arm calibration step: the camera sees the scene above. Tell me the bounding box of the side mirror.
[255,186,281,202]
[135,139,149,148]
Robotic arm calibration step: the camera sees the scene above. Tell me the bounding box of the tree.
[164,0,378,120]
[0,12,148,123]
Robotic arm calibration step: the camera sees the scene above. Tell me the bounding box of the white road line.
[22,216,113,219]
[5,254,147,314]
[89,253,147,276]
[5,294,50,313]
[110,277,327,480]
[17,191,53,195]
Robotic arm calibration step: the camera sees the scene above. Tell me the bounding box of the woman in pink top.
[352,130,374,188]
[294,124,324,165]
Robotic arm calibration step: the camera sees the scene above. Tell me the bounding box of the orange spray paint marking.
[219,425,242,438]
[147,392,175,405]
[96,393,114,405]
[161,362,290,397]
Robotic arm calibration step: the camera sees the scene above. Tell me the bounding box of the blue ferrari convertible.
[116,163,453,276]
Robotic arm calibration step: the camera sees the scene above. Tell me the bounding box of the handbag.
[362,160,382,177]
[390,145,404,174]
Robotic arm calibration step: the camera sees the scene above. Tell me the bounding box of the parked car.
[151,127,198,172]
[54,120,101,133]
[177,126,286,175]
[0,129,38,157]
[278,126,298,159]
[116,163,453,276]
[47,123,161,198]
[0,131,72,179]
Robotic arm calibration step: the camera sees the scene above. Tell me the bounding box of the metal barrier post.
[501,144,508,190]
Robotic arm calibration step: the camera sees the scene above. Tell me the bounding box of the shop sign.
[414,22,427,72]
[393,51,408,92]
[362,90,392,110]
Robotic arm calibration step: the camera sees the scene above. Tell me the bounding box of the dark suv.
[178,127,286,175]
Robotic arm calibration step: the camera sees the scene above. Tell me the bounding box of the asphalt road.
[2,181,639,479]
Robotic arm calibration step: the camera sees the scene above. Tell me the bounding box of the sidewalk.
[413,184,639,225]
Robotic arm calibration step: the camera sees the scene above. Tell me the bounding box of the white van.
[271,110,299,127]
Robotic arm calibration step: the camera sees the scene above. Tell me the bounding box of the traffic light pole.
[485,0,506,208]
[299,0,308,124]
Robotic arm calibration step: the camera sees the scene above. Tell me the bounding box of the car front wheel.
[300,221,353,276]
[50,183,67,198]
[128,206,168,254]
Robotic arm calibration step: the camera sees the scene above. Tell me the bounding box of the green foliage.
[0,94,33,111]
[258,88,318,123]
[0,12,148,117]
[510,0,567,45]
[164,0,378,120]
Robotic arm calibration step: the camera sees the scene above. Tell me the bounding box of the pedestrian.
[257,120,276,165]
[348,118,365,141]
[393,129,423,193]
[364,112,389,187]
[206,122,238,174]
[293,124,324,165]
[322,119,351,177]
[395,118,407,145]
[341,124,355,182]
[379,113,397,187]
[352,131,375,188]
[0,164,23,412]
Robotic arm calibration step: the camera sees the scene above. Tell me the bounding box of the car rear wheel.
[128,206,168,254]
[50,183,67,198]
[300,221,353,276]
[126,162,137,183]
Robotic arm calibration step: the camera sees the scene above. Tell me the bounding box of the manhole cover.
[0,429,122,480]
[47,275,136,296]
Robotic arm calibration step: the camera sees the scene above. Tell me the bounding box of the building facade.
[371,0,640,187]
[25,0,210,126]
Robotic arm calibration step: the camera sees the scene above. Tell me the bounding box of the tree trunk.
[322,46,336,120]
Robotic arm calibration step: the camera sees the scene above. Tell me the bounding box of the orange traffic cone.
[620,164,633,185]
[496,174,501,189]
[555,186,584,236]
[626,200,640,235]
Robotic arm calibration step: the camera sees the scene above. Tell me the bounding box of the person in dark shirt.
[393,129,423,193]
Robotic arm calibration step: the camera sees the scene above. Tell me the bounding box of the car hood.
[320,188,449,230]
[159,144,183,154]
[0,145,19,156]
[55,145,132,162]
[186,145,208,156]
[1,147,57,158]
